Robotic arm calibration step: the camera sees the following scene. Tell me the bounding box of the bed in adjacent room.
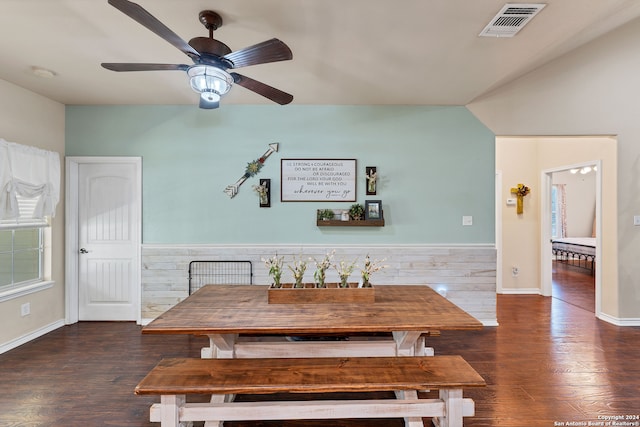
[552,237,596,274]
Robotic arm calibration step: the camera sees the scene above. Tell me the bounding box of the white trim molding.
[65,156,142,324]
[597,313,640,327]
[0,318,64,355]
[499,288,542,295]
[0,280,54,303]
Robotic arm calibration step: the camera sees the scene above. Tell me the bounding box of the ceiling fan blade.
[231,72,293,105]
[223,39,292,69]
[101,63,189,72]
[199,96,220,109]
[108,0,200,59]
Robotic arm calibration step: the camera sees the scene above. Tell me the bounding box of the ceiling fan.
[101,0,293,109]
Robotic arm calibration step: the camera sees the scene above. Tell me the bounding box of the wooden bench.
[135,355,485,427]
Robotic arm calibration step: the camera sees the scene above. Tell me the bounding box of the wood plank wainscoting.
[1,268,639,426]
[141,244,497,325]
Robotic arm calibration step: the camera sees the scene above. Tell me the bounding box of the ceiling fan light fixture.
[200,90,221,103]
[188,65,233,98]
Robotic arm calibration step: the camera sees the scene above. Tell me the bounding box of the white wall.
[0,79,66,350]
[469,15,639,320]
[553,170,596,237]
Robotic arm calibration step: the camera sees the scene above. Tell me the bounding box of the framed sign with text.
[281,159,357,202]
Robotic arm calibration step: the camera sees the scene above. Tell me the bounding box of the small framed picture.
[365,200,382,220]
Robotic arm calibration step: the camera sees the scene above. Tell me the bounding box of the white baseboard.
[479,318,499,326]
[499,288,541,295]
[0,319,65,355]
[598,312,640,326]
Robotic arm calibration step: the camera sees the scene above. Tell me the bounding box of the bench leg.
[393,390,425,427]
[434,389,464,427]
[204,391,236,426]
[159,394,185,427]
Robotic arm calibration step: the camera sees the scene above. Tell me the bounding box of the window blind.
[0,138,60,223]
[0,195,49,229]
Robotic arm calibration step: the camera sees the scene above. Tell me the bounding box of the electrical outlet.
[512,267,519,277]
[21,302,30,317]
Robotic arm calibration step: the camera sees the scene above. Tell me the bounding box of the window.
[551,184,566,239]
[1,139,60,300]
[0,227,43,289]
[551,185,558,238]
[0,194,48,294]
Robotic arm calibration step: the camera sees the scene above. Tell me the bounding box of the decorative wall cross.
[510,183,531,215]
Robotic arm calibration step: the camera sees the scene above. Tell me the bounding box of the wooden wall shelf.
[317,219,385,227]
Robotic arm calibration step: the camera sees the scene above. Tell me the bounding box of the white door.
[77,161,140,321]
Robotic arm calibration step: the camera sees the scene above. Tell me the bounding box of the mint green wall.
[66,105,495,244]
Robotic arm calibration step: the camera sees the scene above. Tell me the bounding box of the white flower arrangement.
[334,258,358,288]
[262,254,284,287]
[360,254,387,287]
[288,255,309,288]
[313,250,335,288]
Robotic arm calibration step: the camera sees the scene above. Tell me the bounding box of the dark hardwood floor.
[552,259,595,312]
[1,265,638,427]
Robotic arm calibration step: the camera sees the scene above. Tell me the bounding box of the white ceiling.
[1,0,640,108]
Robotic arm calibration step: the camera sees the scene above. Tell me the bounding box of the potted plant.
[360,254,387,288]
[288,255,309,288]
[349,203,364,220]
[334,258,358,288]
[262,254,284,288]
[313,250,335,288]
[317,209,335,221]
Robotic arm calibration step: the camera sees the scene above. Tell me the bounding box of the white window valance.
[0,138,60,221]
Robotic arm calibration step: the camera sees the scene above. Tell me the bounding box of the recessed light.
[31,66,56,78]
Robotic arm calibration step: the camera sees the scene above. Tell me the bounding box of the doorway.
[496,135,616,323]
[540,160,602,316]
[65,157,142,323]
[549,165,598,312]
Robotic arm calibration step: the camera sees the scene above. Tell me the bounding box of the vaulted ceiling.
[1,0,640,108]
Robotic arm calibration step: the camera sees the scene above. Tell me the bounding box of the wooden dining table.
[142,284,483,359]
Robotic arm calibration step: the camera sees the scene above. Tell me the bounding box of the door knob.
[79,248,89,254]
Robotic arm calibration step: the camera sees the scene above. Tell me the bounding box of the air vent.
[479,3,546,37]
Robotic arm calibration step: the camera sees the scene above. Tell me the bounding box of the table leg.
[203,334,238,359]
[392,331,425,356]
[203,334,239,426]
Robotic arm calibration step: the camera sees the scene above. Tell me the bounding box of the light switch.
[462,216,473,226]
[506,198,516,206]
[634,215,640,226]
